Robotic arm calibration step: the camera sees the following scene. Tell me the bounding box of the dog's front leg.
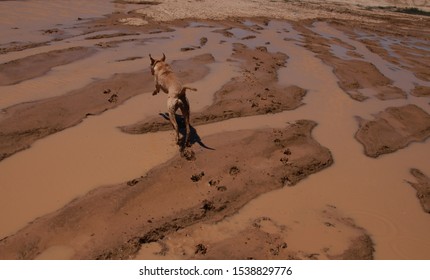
[152,83,161,96]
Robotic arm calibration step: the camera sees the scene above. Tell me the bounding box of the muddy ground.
[0,0,430,260]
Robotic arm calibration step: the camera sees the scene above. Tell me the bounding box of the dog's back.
[152,60,185,98]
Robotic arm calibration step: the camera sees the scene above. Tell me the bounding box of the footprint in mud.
[191,171,205,182]
[108,94,118,103]
[208,179,227,192]
[127,178,139,186]
[208,179,220,187]
[195,243,208,255]
[103,88,119,103]
[229,166,240,176]
[280,148,292,165]
[201,199,215,213]
[181,148,196,161]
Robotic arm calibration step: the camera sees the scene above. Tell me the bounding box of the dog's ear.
[162,53,166,62]
[149,54,155,65]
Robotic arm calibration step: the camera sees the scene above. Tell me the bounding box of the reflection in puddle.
[229,27,257,39]
[330,44,352,60]
[311,22,430,95]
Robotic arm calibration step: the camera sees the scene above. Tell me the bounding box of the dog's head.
[149,53,166,75]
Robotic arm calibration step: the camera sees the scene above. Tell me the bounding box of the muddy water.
[311,22,430,95]
[138,21,430,259]
[0,24,238,110]
[0,2,430,259]
[0,0,142,44]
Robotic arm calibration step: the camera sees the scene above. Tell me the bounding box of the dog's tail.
[181,86,197,94]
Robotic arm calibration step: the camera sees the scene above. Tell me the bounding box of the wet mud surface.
[1,0,430,260]
[0,121,333,259]
[0,47,97,86]
[355,104,430,157]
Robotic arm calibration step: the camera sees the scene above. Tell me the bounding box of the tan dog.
[149,53,197,147]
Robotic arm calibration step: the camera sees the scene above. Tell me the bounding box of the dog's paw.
[152,90,158,96]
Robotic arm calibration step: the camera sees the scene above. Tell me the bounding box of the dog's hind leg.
[167,98,180,145]
[179,96,191,147]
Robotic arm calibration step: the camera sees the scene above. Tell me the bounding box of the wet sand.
[407,169,430,214]
[355,104,430,157]
[1,0,430,260]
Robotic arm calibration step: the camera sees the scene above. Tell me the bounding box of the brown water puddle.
[0,5,430,259]
[0,0,143,45]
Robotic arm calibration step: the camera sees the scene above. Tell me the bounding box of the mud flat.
[0,120,333,259]
[355,104,430,157]
[1,0,430,260]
